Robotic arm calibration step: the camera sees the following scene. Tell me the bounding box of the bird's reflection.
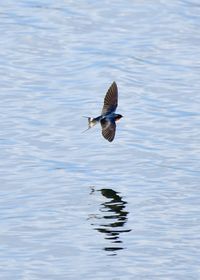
[89,187,131,255]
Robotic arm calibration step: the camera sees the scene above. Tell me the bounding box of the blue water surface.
[0,1,200,279]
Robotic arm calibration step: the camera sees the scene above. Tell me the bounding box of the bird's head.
[115,114,123,121]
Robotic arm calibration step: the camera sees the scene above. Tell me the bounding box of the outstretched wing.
[101,81,118,115]
[100,118,116,142]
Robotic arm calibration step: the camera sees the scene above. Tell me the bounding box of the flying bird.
[84,81,123,142]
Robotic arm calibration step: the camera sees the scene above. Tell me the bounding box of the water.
[0,1,200,279]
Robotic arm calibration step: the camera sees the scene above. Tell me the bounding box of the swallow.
[84,81,123,142]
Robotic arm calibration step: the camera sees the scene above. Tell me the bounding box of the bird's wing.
[100,118,116,142]
[101,81,118,115]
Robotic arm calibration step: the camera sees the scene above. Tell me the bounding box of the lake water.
[0,1,200,279]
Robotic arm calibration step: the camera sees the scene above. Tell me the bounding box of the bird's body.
[85,81,123,142]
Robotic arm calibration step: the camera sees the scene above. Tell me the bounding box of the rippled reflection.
[89,187,131,255]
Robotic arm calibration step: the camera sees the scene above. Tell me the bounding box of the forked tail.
[82,116,97,133]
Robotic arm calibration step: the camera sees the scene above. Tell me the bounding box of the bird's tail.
[82,116,97,133]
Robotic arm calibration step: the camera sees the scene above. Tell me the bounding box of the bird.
[84,81,123,142]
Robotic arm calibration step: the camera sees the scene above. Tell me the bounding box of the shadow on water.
[89,187,131,255]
